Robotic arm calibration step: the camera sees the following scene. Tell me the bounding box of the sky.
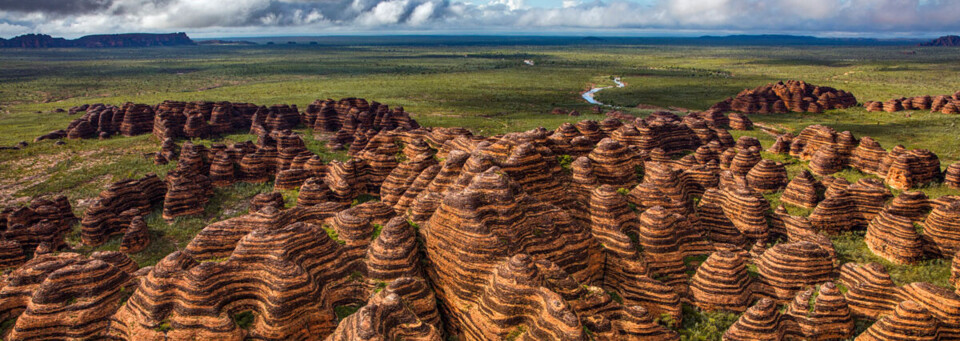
[0,0,959,39]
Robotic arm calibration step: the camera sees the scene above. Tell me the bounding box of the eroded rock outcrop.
[0,252,138,340]
[714,80,856,114]
[81,174,165,246]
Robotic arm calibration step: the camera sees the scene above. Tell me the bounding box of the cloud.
[1,0,960,37]
[0,0,113,15]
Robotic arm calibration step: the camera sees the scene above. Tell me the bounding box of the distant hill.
[695,34,891,45]
[196,39,257,46]
[919,35,960,47]
[0,33,195,48]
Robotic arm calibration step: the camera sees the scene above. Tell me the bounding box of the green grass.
[0,317,16,337]
[323,225,346,245]
[679,305,740,341]
[371,223,384,240]
[232,311,256,329]
[334,304,362,320]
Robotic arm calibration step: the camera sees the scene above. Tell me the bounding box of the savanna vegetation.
[1,37,959,339]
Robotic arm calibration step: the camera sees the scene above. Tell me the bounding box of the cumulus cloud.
[1,0,959,37]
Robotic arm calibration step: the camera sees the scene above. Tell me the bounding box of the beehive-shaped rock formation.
[0,252,137,340]
[698,184,770,241]
[111,222,355,339]
[716,80,856,114]
[865,208,923,264]
[326,284,441,341]
[781,170,823,208]
[946,162,960,189]
[1,196,77,264]
[728,112,753,130]
[756,241,835,301]
[690,250,753,312]
[809,145,845,175]
[119,216,150,253]
[924,201,960,257]
[746,159,788,192]
[723,298,786,340]
[81,174,165,246]
[162,169,210,221]
[858,300,941,341]
[884,149,942,190]
[119,103,155,136]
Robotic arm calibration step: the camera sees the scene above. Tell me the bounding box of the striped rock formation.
[729,147,762,177]
[0,252,137,340]
[698,183,770,241]
[785,282,855,340]
[781,170,823,208]
[883,149,942,190]
[865,208,923,264]
[728,112,753,130]
[458,254,585,340]
[119,103,156,136]
[809,145,845,175]
[0,196,77,266]
[746,159,788,193]
[767,134,793,154]
[865,93,960,116]
[851,137,887,174]
[419,166,686,334]
[326,281,442,341]
[274,168,310,190]
[924,200,960,257]
[249,192,284,213]
[887,191,932,221]
[946,162,960,189]
[81,173,166,246]
[636,206,703,294]
[110,222,356,340]
[953,252,960,289]
[588,138,643,187]
[608,113,711,156]
[781,125,941,189]
[723,298,786,340]
[209,151,236,187]
[162,169,211,221]
[840,262,960,338]
[119,216,150,253]
[858,300,941,341]
[297,177,336,207]
[755,241,836,302]
[725,281,855,340]
[690,250,754,312]
[0,240,26,269]
[809,179,892,233]
[714,80,857,114]
[183,201,344,259]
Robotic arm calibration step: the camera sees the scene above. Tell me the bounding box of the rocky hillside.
[919,35,960,47]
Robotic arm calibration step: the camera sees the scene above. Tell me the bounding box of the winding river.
[581,77,624,106]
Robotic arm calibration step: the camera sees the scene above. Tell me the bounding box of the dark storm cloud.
[2,0,960,37]
[0,0,113,15]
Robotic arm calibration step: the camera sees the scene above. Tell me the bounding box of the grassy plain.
[1,38,959,339]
